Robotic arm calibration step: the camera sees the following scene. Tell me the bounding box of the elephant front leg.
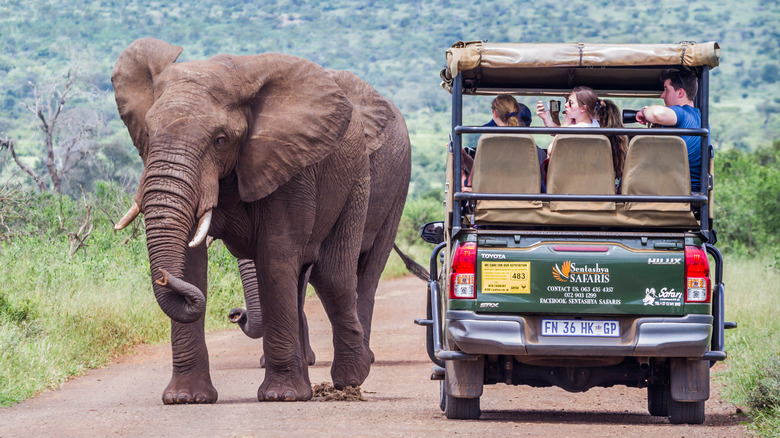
[255,261,313,402]
[164,318,218,404]
[163,243,217,404]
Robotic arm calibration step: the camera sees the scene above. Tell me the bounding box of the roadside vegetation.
[0,183,243,405]
[718,257,780,435]
[712,139,780,436]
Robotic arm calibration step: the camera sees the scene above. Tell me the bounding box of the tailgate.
[475,238,686,316]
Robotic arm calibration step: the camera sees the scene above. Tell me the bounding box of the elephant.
[228,69,412,366]
[111,38,403,403]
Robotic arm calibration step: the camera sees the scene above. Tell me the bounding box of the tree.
[1,61,103,194]
[761,63,779,84]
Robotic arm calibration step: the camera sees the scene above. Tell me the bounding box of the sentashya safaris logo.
[553,260,571,282]
[553,261,610,283]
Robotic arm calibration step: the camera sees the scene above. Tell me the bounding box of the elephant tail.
[392,244,429,282]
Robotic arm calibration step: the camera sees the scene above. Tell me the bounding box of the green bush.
[714,139,780,267]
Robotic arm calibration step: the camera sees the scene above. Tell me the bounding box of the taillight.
[449,242,477,299]
[684,245,710,303]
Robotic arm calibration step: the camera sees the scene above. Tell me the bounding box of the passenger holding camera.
[635,69,703,192]
[537,86,627,182]
[537,86,600,128]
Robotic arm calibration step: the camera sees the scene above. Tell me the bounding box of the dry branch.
[58,186,94,257]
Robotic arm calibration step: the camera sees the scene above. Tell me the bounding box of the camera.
[622,109,639,124]
[549,100,560,113]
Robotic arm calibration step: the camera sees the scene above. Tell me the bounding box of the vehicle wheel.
[668,400,705,424]
[444,393,480,420]
[647,383,669,416]
[439,380,446,412]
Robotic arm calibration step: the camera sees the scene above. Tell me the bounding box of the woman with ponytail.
[537,86,627,182]
[594,98,627,181]
[461,95,539,191]
[486,94,528,127]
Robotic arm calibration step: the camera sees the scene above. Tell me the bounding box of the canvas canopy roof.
[441,41,720,96]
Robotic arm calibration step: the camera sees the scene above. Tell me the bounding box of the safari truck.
[416,41,735,424]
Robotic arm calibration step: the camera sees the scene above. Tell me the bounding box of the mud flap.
[444,357,485,398]
[670,358,710,401]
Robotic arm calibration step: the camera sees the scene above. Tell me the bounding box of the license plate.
[541,319,620,337]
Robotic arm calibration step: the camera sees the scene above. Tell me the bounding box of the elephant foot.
[162,374,218,404]
[331,346,372,390]
[257,372,312,402]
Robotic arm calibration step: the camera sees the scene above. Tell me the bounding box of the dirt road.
[0,276,747,437]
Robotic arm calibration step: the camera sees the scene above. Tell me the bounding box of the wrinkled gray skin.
[112,38,385,403]
[228,70,412,366]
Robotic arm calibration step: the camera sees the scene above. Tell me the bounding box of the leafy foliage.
[747,355,780,411]
[714,139,780,266]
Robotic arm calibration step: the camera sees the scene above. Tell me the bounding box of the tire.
[668,400,705,424]
[444,393,480,420]
[647,383,670,416]
[439,380,446,412]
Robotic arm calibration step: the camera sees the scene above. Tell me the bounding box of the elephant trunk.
[142,161,208,324]
[228,258,264,338]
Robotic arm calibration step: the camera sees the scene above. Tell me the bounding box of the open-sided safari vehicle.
[417,41,735,424]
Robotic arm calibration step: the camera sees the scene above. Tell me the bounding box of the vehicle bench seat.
[472,133,542,212]
[472,134,698,228]
[621,135,691,212]
[546,134,615,211]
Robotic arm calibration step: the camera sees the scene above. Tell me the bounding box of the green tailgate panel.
[474,243,686,315]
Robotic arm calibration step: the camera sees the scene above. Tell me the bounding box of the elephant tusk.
[114,202,141,231]
[189,210,212,248]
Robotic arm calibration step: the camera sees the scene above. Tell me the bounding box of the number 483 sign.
[482,262,531,294]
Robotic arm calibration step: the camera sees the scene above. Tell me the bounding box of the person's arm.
[636,104,678,126]
[460,148,474,172]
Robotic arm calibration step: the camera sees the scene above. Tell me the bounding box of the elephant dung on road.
[112,38,408,403]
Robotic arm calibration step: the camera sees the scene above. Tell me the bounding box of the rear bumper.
[446,310,712,358]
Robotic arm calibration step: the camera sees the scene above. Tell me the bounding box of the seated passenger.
[634,69,704,192]
[536,86,627,188]
[461,95,546,191]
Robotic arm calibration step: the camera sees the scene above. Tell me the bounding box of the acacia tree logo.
[553,261,572,282]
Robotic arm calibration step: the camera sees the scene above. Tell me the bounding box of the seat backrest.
[621,135,690,211]
[546,134,615,211]
[472,134,540,194]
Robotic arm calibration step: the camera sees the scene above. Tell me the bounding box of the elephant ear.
[111,38,183,163]
[327,69,396,155]
[232,54,354,202]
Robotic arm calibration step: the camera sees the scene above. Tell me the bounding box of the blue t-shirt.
[664,105,702,192]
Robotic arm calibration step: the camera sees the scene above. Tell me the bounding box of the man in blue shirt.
[635,69,703,192]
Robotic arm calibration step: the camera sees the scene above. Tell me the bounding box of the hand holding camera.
[537,100,561,126]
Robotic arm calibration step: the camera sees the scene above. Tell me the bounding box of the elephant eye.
[214,136,227,147]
